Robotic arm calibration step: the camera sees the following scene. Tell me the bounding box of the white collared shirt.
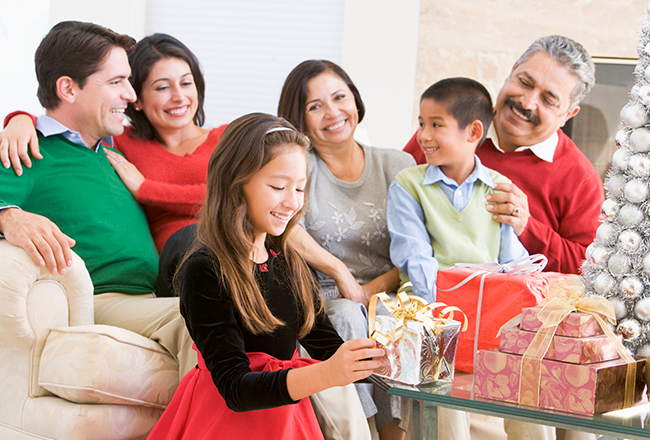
[487,125,559,163]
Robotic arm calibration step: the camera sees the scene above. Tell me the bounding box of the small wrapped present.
[476,276,640,414]
[436,254,567,372]
[369,289,466,385]
[521,306,604,338]
[499,327,620,364]
[474,350,645,415]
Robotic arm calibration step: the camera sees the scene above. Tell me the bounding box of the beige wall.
[413,0,648,132]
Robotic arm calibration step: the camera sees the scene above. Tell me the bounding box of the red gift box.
[436,258,567,373]
[499,327,620,364]
[474,349,645,415]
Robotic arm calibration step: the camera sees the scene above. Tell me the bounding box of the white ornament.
[639,85,650,106]
[616,128,630,147]
[621,276,644,298]
[635,298,650,321]
[628,154,650,177]
[601,199,619,220]
[617,229,642,251]
[631,84,641,101]
[621,103,650,128]
[596,222,616,244]
[609,297,629,320]
[591,246,609,266]
[618,204,644,227]
[617,319,641,340]
[624,179,648,203]
[585,243,595,261]
[594,272,616,295]
[612,148,629,169]
[606,174,626,198]
[608,253,630,275]
[629,127,650,152]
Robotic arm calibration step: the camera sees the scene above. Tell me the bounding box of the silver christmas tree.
[582,2,650,357]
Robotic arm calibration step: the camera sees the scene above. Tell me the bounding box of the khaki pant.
[94,292,197,380]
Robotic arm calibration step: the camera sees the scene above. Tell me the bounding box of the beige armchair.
[0,240,179,440]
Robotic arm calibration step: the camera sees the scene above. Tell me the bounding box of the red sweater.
[115,125,227,252]
[403,130,604,274]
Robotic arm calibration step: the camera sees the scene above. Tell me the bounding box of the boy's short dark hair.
[420,77,493,147]
[35,21,136,110]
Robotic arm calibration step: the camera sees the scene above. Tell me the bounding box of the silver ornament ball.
[617,319,641,340]
[618,204,644,227]
[608,253,630,275]
[617,229,643,251]
[621,103,650,128]
[629,127,650,152]
[591,246,609,266]
[609,297,629,321]
[612,148,629,169]
[596,222,616,245]
[628,154,650,177]
[635,298,650,321]
[620,276,644,298]
[616,128,630,148]
[606,174,626,198]
[624,179,648,203]
[594,272,616,295]
[601,199,619,220]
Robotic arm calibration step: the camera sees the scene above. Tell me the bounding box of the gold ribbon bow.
[518,275,636,408]
[368,283,468,348]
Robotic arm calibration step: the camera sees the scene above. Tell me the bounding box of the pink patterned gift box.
[474,349,645,415]
[372,315,461,385]
[520,307,604,338]
[499,327,620,364]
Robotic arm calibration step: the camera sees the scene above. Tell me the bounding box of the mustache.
[504,97,540,126]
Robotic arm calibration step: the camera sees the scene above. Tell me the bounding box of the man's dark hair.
[35,21,136,110]
[421,77,493,147]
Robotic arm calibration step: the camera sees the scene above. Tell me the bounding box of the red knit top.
[115,125,227,252]
[403,129,604,274]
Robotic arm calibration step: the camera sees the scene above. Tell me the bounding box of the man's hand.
[485,182,530,236]
[0,114,41,176]
[0,208,75,274]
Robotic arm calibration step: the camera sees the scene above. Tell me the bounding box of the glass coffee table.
[370,372,650,440]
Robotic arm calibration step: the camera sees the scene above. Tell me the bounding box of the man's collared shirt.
[36,115,114,151]
[488,125,558,163]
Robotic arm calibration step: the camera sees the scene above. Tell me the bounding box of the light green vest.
[395,165,509,287]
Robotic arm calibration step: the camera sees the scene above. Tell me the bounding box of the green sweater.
[0,134,158,294]
[395,165,506,286]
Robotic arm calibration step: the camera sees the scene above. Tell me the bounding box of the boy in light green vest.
[386,77,528,304]
[387,77,534,440]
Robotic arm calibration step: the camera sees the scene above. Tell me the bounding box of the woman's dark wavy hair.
[125,33,206,140]
[277,59,365,134]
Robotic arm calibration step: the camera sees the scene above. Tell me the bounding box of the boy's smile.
[417,98,482,185]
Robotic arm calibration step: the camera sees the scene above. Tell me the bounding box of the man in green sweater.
[0,21,194,378]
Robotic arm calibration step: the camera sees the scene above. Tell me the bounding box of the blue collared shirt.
[35,115,114,151]
[387,156,528,302]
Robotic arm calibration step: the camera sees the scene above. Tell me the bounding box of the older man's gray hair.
[514,35,595,110]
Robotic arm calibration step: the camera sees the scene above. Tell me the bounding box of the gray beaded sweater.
[303,144,415,299]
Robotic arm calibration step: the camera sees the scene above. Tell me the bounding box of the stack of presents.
[368,255,647,416]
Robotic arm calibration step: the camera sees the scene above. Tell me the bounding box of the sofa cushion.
[39,325,179,409]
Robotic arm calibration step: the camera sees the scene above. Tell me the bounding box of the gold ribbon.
[518,275,636,409]
[368,283,468,348]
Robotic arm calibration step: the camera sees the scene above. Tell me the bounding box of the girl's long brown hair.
[178,112,320,338]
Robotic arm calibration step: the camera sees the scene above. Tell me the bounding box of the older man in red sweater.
[403,35,604,275]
